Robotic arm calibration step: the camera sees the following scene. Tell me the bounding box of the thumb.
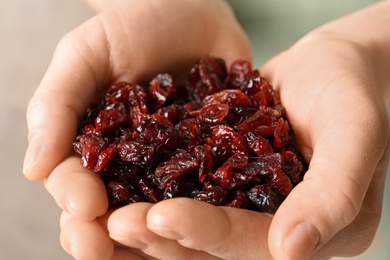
[268,115,388,260]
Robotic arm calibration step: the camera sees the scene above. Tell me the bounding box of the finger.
[147,198,273,259]
[268,100,389,259]
[23,18,110,181]
[45,155,108,219]
[60,211,72,229]
[60,216,114,260]
[107,202,219,260]
[62,210,151,259]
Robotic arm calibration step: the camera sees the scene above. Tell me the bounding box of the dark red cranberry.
[73,56,307,214]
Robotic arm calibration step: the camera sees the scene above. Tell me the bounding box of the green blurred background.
[228,0,380,66]
[0,0,388,259]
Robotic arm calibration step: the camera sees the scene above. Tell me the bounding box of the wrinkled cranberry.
[163,176,196,199]
[246,184,283,214]
[226,190,248,208]
[135,117,182,151]
[250,75,280,107]
[209,153,256,190]
[175,118,203,150]
[106,181,129,207]
[73,56,307,214]
[246,132,274,155]
[148,73,176,112]
[196,103,229,125]
[156,104,182,125]
[154,149,199,189]
[117,141,159,169]
[203,89,253,108]
[192,184,227,206]
[206,125,252,162]
[188,57,227,98]
[138,177,163,203]
[94,144,118,173]
[226,60,254,91]
[235,107,281,137]
[194,144,213,182]
[73,133,107,170]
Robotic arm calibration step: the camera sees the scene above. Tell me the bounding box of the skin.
[24,0,390,259]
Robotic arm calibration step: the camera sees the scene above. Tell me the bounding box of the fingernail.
[283,222,320,260]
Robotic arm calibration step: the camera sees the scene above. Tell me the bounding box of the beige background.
[1,0,388,259]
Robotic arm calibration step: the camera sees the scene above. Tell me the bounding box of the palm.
[26,0,252,259]
[27,1,390,259]
[67,0,252,92]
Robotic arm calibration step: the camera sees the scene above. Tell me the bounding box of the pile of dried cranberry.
[73,57,307,214]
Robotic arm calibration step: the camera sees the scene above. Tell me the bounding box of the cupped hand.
[88,32,389,260]
[25,0,390,259]
[24,0,251,259]
[260,33,389,259]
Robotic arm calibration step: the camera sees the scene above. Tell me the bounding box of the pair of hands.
[24,0,389,259]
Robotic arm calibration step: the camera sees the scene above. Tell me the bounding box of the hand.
[107,32,389,260]
[91,33,389,260]
[258,33,390,259]
[25,0,390,259]
[24,0,251,259]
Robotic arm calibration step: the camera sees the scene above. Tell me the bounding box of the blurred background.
[0,0,388,259]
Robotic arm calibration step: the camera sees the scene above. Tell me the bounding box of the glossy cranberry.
[73,56,307,214]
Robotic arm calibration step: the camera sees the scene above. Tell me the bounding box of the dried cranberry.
[154,149,198,189]
[225,190,248,209]
[250,75,280,107]
[73,133,107,170]
[188,57,227,98]
[194,145,213,182]
[106,181,130,207]
[94,144,118,172]
[246,184,283,214]
[135,117,182,151]
[73,56,307,214]
[243,153,293,196]
[208,153,256,190]
[138,177,163,203]
[203,89,252,108]
[192,185,227,206]
[175,118,204,150]
[155,104,181,125]
[196,103,229,125]
[163,176,196,199]
[226,60,254,90]
[148,73,176,112]
[235,107,281,137]
[206,125,252,162]
[117,141,159,169]
[246,132,274,155]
